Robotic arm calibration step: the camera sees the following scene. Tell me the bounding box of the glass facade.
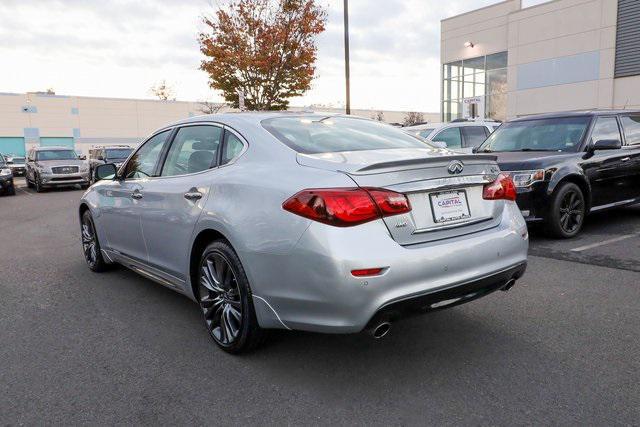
[442,51,508,122]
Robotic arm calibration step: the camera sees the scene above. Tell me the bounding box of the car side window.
[433,127,462,149]
[461,126,488,148]
[123,130,171,179]
[591,117,621,145]
[620,115,640,145]
[221,131,245,165]
[161,125,222,177]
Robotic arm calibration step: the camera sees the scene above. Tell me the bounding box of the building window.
[442,51,507,122]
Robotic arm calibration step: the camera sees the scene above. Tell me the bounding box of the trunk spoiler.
[353,154,498,174]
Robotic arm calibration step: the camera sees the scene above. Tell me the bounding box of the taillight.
[483,173,517,201]
[282,188,411,227]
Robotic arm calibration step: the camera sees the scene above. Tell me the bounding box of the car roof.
[164,111,343,129]
[404,121,500,131]
[510,109,640,122]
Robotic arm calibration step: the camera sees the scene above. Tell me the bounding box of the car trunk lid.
[297,148,503,245]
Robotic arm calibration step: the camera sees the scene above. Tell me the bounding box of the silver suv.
[26,146,90,192]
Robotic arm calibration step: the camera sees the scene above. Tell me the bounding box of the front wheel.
[197,240,267,354]
[545,182,586,238]
[7,185,15,196]
[34,176,44,193]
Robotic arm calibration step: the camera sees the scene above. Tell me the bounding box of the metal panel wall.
[615,0,640,78]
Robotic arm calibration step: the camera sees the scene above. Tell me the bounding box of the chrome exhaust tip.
[501,278,516,292]
[371,321,391,339]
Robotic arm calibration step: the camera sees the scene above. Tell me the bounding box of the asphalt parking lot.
[1,178,639,425]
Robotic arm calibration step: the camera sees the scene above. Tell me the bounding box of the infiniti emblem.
[447,160,464,175]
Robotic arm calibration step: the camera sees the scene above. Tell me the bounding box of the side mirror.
[95,163,118,181]
[431,140,448,149]
[591,139,621,151]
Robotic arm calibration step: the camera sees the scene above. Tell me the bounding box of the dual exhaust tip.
[366,278,518,340]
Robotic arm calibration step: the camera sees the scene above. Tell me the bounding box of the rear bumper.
[246,201,529,333]
[515,183,549,221]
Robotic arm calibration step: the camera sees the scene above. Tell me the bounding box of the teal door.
[0,137,26,156]
[40,137,75,148]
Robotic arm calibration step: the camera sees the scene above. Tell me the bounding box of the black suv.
[477,110,640,238]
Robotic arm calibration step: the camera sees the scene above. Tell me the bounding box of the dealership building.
[441,0,640,122]
[0,92,438,157]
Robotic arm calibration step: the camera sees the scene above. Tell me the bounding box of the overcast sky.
[0,0,549,112]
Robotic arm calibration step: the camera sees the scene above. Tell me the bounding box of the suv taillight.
[283,188,411,227]
[483,173,517,201]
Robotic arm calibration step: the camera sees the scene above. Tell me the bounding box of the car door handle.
[621,157,630,162]
[131,192,143,200]
[184,191,203,201]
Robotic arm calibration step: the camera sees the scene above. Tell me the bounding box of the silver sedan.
[79,113,528,353]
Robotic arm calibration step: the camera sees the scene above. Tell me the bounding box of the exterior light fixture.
[464,41,474,48]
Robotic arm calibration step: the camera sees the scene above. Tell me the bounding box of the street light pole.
[343,0,351,115]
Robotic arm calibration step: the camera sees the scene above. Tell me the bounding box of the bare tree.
[371,111,385,122]
[149,80,176,101]
[198,101,227,114]
[403,111,425,127]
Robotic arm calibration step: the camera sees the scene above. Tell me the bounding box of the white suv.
[404,120,501,152]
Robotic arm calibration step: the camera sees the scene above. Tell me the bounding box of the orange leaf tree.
[199,0,326,110]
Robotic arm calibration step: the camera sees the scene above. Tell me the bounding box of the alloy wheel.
[199,252,243,346]
[558,189,584,234]
[81,218,98,267]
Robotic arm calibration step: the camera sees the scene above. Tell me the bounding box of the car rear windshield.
[478,117,591,152]
[262,116,428,154]
[105,149,133,159]
[36,150,78,161]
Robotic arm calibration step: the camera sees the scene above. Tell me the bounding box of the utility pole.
[343,0,351,115]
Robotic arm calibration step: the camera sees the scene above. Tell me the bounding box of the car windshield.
[263,116,429,154]
[478,117,591,152]
[11,157,25,164]
[36,150,78,161]
[105,148,133,159]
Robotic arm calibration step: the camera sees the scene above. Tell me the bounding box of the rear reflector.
[283,188,411,227]
[351,268,384,277]
[482,173,517,201]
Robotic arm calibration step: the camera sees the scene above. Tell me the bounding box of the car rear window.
[262,116,427,154]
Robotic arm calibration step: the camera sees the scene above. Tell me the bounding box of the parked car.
[0,153,16,196]
[6,155,26,176]
[476,110,640,238]
[88,145,133,182]
[80,113,528,353]
[25,146,90,192]
[404,119,501,152]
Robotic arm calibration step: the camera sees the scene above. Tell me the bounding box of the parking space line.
[570,234,639,252]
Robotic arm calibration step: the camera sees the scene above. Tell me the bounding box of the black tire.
[81,210,109,272]
[7,185,15,196]
[197,240,267,354]
[545,182,586,238]
[26,176,34,189]
[34,175,44,193]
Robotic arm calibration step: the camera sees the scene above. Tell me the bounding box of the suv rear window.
[263,116,427,154]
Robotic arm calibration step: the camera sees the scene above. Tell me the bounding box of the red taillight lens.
[283,188,411,227]
[351,268,384,277]
[483,173,517,201]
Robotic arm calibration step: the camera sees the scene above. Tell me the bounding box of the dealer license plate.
[429,190,471,224]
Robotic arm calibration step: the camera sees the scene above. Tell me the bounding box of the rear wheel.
[545,182,585,238]
[197,240,266,354]
[81,210,109,272]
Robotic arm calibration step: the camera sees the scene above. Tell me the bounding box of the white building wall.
[441,0,640,119]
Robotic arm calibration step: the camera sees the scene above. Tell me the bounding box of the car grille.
[52,166,79,174]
